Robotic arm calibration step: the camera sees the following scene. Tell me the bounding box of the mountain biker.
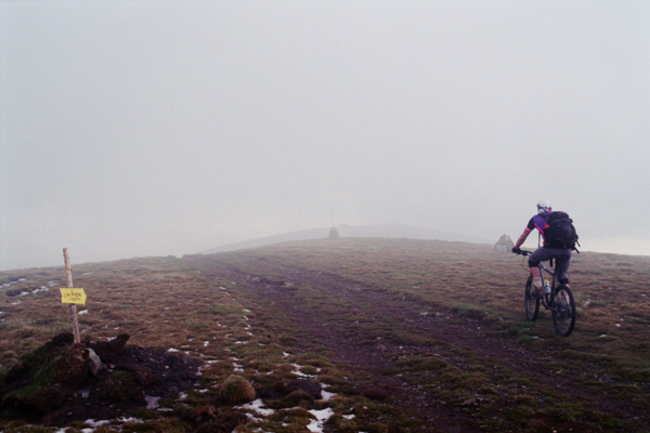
[512,200,572,298]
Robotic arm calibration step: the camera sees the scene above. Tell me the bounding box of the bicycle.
[516,250,576,336]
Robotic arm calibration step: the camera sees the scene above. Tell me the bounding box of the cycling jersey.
[526,213,548,234]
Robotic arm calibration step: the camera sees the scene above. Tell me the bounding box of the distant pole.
[63,248,81,343]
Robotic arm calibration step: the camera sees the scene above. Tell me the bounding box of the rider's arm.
[514,228,532,249]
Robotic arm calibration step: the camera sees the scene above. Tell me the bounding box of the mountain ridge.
[200,223,491,255]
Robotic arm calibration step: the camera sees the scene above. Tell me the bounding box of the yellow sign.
[60,288,87,305]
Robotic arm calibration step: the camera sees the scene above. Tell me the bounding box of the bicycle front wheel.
[525,276,539,321]
[552,285,576,336]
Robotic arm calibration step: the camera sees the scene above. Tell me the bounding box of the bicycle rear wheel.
[552,285,576,336]
[525,276,539,321]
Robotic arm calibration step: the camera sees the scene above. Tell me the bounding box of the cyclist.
[512,200,572,298]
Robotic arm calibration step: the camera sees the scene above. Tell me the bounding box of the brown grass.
[2,239,650,432]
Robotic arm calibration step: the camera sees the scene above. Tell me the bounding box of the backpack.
[543,211,579,250]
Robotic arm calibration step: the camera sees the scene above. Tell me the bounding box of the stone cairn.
[494,234,514,252]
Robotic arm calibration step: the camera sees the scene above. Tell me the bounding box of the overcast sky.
[1,1,649,271]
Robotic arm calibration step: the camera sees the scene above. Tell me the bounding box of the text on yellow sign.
[60,288,87,305]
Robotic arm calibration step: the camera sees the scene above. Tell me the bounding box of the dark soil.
[0,332,202,426]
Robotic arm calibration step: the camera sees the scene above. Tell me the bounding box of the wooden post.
[63,248,81,343]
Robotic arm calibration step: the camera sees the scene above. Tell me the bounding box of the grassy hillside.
[1,238,649,432]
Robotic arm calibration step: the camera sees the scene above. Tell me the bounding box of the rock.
[494,234,514,252]
[87,348,102,376]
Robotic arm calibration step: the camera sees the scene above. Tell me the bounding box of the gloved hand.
[512,247,521,254]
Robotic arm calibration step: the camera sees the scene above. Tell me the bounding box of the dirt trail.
[198,259,649,432]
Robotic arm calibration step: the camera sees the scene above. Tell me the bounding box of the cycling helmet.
[537,199,551,214]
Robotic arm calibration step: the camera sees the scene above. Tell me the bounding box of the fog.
[1,1,649,271]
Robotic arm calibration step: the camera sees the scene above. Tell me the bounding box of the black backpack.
[543,211,579,250]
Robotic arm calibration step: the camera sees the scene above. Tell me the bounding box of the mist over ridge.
[200,223,492,255]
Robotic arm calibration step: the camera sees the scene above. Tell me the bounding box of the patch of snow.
[178,392,188,400]
[307,408,334,432]
[78,310,88,315]
[320,390,337,401]
[146,395,161,409]
[168,348,179,352]
[118,417,143,423]
[11,300,22,305]
[291,364,316,378]
[599,334,607,338]
[238,398,276,416]
[84,419,111,428]
[343,414,356,419]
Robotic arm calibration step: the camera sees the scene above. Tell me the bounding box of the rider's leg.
[555,249,573,287]
[528,248,546,292]
[530,266,542,289]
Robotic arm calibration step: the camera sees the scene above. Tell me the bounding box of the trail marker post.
[62,248,81,343]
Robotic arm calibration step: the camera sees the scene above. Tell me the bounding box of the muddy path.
[195,257,649,432]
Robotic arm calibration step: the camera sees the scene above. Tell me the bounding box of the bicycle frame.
[519,249,576,336]
[535,262,557,310]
